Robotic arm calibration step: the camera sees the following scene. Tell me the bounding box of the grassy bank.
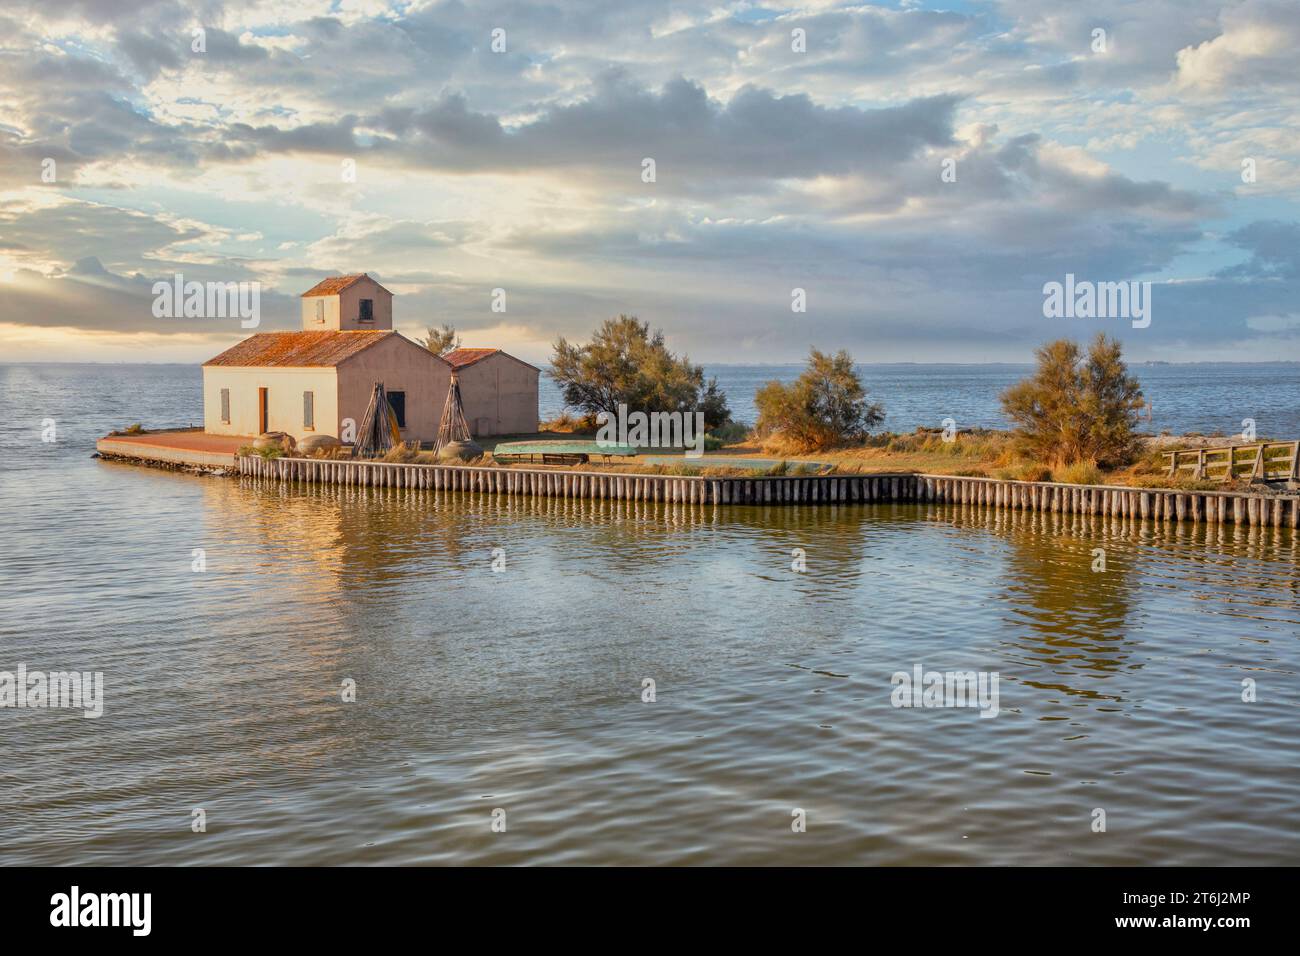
[734,429,1284,491]
[282,427,1287,492]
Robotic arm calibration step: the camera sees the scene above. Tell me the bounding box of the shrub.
[754,349,884,452]
[539,411,592,433]
[1000,333,1144,467]
[419,324,461,355]
[1055,460,1102,485]
[1129,474,1222,491]
[550,315,731,430]
[239,444,283,460]
[707,421,751,446]
[382,443,420,463]
[1015,463,1054,482]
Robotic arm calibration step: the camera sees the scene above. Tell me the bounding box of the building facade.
[442,348,542,437]
[201,274,538,444]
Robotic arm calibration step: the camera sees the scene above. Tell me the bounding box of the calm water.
[1,363,1298,865]
[599,362,1300,436]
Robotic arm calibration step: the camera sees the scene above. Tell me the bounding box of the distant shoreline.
[4,360,1298,368]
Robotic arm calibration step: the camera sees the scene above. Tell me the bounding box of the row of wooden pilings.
[238,455,914,505]
[237,456,1299,528]
[918,475,1298,528]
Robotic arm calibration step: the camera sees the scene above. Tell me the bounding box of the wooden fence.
[237,455,1299,528]
[1164,441,1299,482]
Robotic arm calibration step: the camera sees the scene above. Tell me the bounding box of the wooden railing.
[1164,441,1299,482]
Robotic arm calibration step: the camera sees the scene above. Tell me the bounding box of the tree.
[754,348,884,452]
[420,324,461,355]
[549,315,731,429]
[1000,333,1145,467]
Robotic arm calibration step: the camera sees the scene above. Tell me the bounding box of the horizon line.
[3,359,1297,368]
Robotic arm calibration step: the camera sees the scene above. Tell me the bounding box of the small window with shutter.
[359,298,373,323]
[315,300,324,323]
[303,391,314,429]
[220,388,230,424]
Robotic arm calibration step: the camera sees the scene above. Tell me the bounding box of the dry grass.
[726,427,1281,492]
[323,427,1286,494]
[537,412,593,433]
[759,427,1016,476]
[238,443,283,460]
[304,446,347,460]
[1054,460,1103,485]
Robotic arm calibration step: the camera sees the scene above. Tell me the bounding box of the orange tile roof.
[203,330,396,367]
[301,274,391,297]
[442,347,501,369]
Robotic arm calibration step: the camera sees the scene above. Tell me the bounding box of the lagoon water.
[1,362,1298,865]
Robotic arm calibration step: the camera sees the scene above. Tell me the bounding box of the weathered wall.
[203,365,339,440]
[456,354,540,436]
[300,276,393,331]
[337,335,450,444]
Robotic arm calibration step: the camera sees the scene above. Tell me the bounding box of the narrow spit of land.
[97,427,1299,500]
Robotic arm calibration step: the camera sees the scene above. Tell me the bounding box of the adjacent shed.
[443,348,541,437]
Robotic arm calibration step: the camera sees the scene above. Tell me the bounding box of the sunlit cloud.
[0,0,1296,362]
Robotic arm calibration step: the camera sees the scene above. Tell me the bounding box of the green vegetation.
[550,315,731,430]
[537,411,588,433]
[419,324,461,355]
[238,444,284,460]
[754,349,884,453]
[697,422,751,451]
[1009,463,1053,482]
[1000,334,1145,467]
[377,443,492,466]
[1054,460,1103,485]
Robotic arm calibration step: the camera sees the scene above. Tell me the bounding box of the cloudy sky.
[1,0,1298,364]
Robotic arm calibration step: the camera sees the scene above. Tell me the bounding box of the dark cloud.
[1219,221,1300,279]
[237,73,959,191]
[0,0,1295,362]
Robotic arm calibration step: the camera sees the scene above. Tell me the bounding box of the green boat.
[492,440,639,464]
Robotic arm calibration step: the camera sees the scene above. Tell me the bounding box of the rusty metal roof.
[300,274,391,297]
[442,347,501,369]
[443,348,542,373]
[203,330,397,367]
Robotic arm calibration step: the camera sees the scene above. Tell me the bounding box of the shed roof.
[203,330,397,368]
[300,274,391,297]
[442,347,501,369]
[443,347,541,373]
